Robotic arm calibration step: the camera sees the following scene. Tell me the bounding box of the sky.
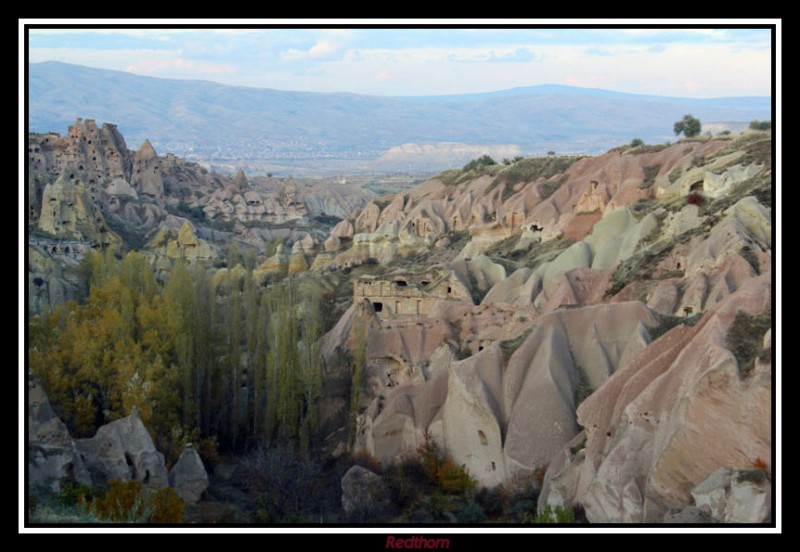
[26,23,773,99]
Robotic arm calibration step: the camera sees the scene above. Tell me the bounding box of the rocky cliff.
[317,131,773,522]
[27,120,374,314]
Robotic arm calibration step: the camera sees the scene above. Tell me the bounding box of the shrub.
[668,166,683,184]
[640,164,661,188]
[463,155,497,172]
[57,478,102,507]
[457,499,485,522]
[493,156,578,188]
[630,138,645,148]
[436,458,476,495]
[384,460,426,509]
[476,485,507,519]
[149,487,184,523]
[725,308,771,377]
[347,450,383,475]
[533,504,576,523]
[416,431,476,495]
[749,120,771,131]
[86,480,147,522]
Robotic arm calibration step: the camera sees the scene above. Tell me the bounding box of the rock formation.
[75,407,169,488]
[168,444,210,504]
[341,465,390,518]
[28,377,92,488]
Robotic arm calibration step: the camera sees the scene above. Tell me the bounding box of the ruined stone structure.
[354,268,471,318]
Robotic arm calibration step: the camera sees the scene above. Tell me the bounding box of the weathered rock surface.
[75,407,169,488]
[168,444,210,504]
[341,465,390,518]
[28,378,92,488]
[336,298,658,488]
[539,276,771,522]
[690,467,771,523]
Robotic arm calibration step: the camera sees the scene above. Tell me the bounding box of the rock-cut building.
[354,267,472,318]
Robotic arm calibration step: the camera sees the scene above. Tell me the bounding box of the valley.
[26,117,774,524]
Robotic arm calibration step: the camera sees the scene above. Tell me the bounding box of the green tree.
[463,155,497,172]
[749,120,771,131]
[630,138,644,148]
[673,114,702,138]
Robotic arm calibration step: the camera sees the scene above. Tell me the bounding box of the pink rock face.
[543,275,771,522]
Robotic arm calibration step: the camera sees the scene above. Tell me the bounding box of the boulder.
[75,407,169,488]
[28,378,92,488]
[340,465,390,518]
[691,467,771,523]
[168,444,210,504]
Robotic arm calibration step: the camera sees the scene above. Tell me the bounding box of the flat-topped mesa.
[354,267,472,318]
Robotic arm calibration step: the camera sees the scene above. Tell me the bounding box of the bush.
[416,431,476,495]
[149,487,184,523]
[463,155,497,172]
[640,164,661,188]
[749,120,771,131]
[725,308,771,377]
[540,174,569,199]
[436,459,476,495]
[630,138,645,148]
[178,201,206,221]
[476,486,507,518]
[57,478,102,507]
[457,499,485,522]
[385,459,426,509]
[533,504,576,523]
[86,480,147,522]
[493,156,578,188]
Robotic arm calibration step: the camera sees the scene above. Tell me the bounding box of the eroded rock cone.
[168,444,210,504]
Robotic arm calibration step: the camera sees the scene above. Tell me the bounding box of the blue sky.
[26,25,773,97]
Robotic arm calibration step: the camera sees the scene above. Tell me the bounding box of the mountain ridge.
[29,62,771,174]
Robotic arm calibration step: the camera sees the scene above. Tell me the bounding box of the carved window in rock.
[375,357,404,389]
[372,301,383,313]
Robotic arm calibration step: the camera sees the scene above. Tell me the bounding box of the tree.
[462,155,497,172]
[673,114,702,138]
[630,138,645,148]
[749,120,771,131]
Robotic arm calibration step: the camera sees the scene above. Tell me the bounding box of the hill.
[29,62,771,174]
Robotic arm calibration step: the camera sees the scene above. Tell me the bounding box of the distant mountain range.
[28,61,771,175]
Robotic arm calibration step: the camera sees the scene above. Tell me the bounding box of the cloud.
[126,58,236,76]
[309,40,337,56]
[374,70,392,81]
[487,47,538,63]
[281,34,350,60]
